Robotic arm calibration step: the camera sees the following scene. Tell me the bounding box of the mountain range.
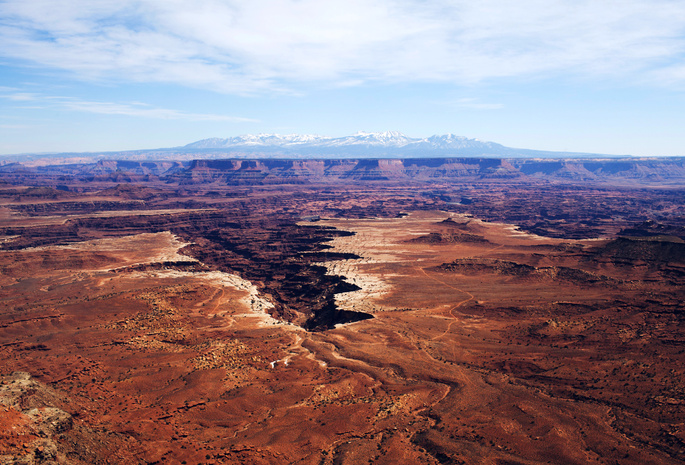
[180,131,613,159]
[1,132,628,165]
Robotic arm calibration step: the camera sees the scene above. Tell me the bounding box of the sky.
[1,0,685,156]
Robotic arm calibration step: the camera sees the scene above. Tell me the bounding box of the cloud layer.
[2,0,685,93]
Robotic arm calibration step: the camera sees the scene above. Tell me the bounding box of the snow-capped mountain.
[179,132,610,159]
[184,133,328,148]
[331,131,415,147]
[185,131,416,149]
[0,131,619,165]
[185,131,506,152]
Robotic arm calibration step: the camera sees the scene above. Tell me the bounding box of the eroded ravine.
[292,211,685,464]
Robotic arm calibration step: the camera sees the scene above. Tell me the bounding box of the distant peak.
[353,130,407,137]
[181,131,527,155]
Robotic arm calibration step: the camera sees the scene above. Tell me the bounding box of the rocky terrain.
[0,158,684,464]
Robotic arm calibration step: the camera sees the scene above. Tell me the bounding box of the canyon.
[0,158,684,464]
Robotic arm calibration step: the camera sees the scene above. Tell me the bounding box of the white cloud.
[1,90,257,122]
[2,92,40,101]
[0,124,31,129]
[1,0,685,93]
[57,99,258,121]
[452,98,504,110]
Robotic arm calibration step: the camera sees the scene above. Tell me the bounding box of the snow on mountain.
[180,132,607,159]
[184,131,485,150]
[419,134,508,150]
[188,134,330,148]
[347,131,414,146]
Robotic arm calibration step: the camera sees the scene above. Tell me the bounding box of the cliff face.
[513,158,685,181]
[160,157,685,185]
[183,158,515,182]
[2,157,685,185]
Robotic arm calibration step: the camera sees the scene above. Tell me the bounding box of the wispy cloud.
[452,98,504,110]
[0,124,31,129]
[57,98,258,122]
[3,92,40,101]
[1,90,257,122]
[1,0,685,93]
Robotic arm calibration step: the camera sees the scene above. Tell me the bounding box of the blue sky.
[1,0,685,156]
